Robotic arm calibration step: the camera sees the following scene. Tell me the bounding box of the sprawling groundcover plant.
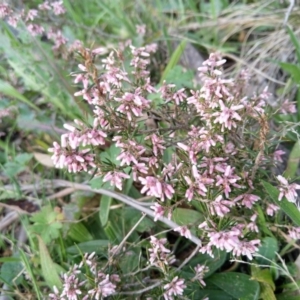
[46,43,300,299]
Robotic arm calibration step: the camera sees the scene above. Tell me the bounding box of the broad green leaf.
[68,223,93,242]
[206,272,260,300]
[37,235,62,289]
[172,208,204,226]
[66,240,110,254]
[262,181,300,227]
[99,194,112,226]
[0,257,23,286]
[285,141,300,178]
[186,287,234,300]
[160,40,187,84]
[256,237,278,265]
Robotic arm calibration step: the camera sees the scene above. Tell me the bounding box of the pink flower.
[115,91,150,121]
[149,236,170,254]
[103,171,130,190]
[172,88,187,105]
[246,214,259,233]
[277,175,300,203]
[150,203,165,221]
[145,134,166,157]
[26,9,38,21]
[194,264,209,286]
[88,274,116,299]
[233,193,260,209]
[174,226,192,239]
[163,277,186,300]
[139,176,174,201]
[136,24,146,35]
[215,166,242,198]
[210,195,234,217]
[280,99,297,114]
[48,142,95,173]
[51,1,66,15]
[288,227,300,240]
[212,100,243,132]
[231,239,260,260]
[266,203,280,216]
[273,149,285,163]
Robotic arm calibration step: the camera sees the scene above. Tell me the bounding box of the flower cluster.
[49,42,300,281]
[49,252,119,300]
[0,1,83,55]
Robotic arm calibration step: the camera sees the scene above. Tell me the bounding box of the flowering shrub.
[46,40,300,298]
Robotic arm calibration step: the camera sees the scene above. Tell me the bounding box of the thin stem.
[53,180,202,246]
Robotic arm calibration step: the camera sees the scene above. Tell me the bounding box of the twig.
[51,180,202,246]
[116,281,161,295]
[0,211,19,232]
[283,0,295,26]
[177,243,202,271]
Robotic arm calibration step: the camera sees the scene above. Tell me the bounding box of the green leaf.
[285,141,300,178]
[256,206,273,236]
[286,26,300,64]
[68,223,93,242]
[15,153,33,164]
[99,194,112,226]
[172,208,204,226]
[19,250,42,300]
[182,249,227,278]
[0,257,23,285]
[206,272,260,300]
[262,181,300,227]
[104,220,122,242]
[251,267,275,290]
[256,237,278,265]
[164,65,194,89]
[160,40,187,84]
[30,206,63,244]
[66,240,109,254]
[37,235,62,289]
[186,287,234,300]
[0,80,40,112]
[90,176,104,189]
[276,294,300,300]
[279,63,300,84]
[259,283,276,300]
[123,207,154,232]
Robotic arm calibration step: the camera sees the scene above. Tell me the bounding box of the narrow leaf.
[0,80,40,112]
[285,141,300,178]
[286,26,300,64]
[66,240,110,254]
[262,181,300,227]
[99,194,112,226]
[160,40,187,84]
